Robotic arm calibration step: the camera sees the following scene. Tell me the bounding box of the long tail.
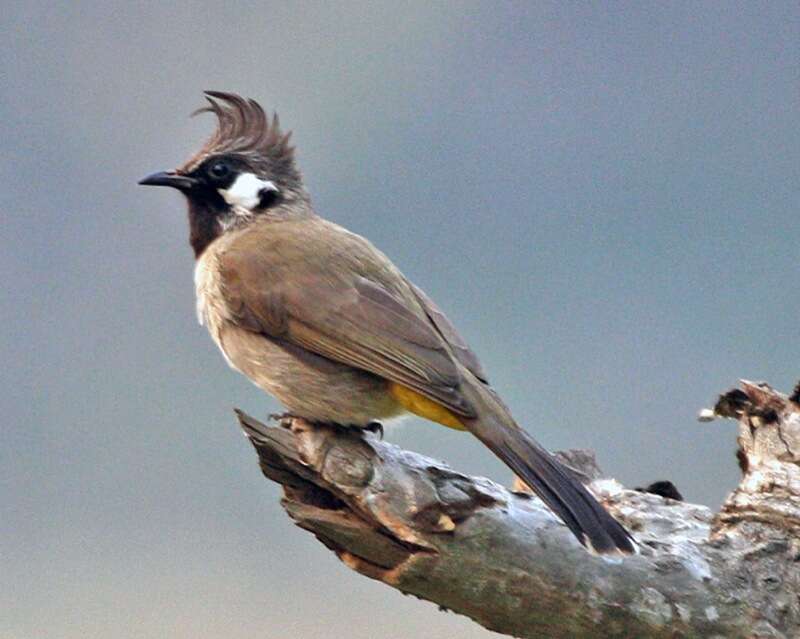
[459,375,636,555]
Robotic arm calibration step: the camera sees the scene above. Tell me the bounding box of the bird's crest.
[180,91,295,173]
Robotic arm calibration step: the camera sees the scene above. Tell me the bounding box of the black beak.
[138,171,198,191]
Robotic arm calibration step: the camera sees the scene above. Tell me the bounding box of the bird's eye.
[208,161,230,179]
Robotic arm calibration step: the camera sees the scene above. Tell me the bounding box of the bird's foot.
[268,414,383,439]
[328,421,384,440]
[268,412,298,427]
[364,421,384,440]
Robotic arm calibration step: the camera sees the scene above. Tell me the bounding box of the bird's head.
[140,91,309,256]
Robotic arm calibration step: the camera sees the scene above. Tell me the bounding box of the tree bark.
[236,380,800,638]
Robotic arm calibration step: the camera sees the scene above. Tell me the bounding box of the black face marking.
[258,187,280,209]
[194,154,246,190]
[191,154,283,211]
[173,154,285,256]
[186,188,228,257]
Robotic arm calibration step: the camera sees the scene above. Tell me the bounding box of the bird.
[139,91,636,555]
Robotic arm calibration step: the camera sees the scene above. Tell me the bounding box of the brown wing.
[218,242,477,418]
[408,283,488,383]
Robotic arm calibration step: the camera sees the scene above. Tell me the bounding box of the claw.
[365,421,384,440]
[268,412,295,427]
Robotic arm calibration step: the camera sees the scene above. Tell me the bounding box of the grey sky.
[2,2,798,638]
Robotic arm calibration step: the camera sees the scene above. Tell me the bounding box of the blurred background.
[2,2,798,637]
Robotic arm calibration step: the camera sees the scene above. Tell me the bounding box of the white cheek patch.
[219,173,278,210]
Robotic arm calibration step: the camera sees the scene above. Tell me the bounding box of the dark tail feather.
[489,428,636,555]
[461,381,636,555]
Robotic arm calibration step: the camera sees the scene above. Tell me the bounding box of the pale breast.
[192,237,403,425]
[193,245,238,367]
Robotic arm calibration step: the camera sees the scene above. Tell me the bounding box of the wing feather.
[218,240,477,418]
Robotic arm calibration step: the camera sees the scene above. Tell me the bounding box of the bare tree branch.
[236,379,800,638]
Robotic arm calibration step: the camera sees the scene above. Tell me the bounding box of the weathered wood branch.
[236,380,800,638]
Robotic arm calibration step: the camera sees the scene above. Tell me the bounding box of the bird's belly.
[215,322,404,425]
